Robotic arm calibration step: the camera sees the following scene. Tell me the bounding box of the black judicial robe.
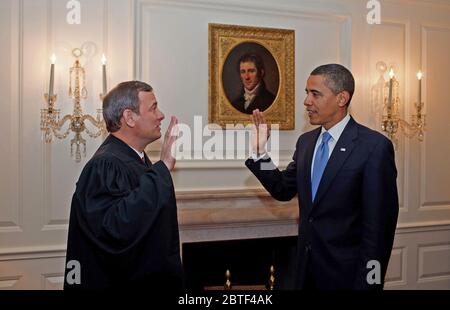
[64,135,183,290]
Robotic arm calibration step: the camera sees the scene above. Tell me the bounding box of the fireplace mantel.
[176,189,299,243]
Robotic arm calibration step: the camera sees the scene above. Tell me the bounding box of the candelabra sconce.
[40,48,107,162]
[377,62,426,148]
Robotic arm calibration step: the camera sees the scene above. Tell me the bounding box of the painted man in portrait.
[231,53,276,114]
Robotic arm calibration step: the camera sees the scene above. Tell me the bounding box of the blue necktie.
[311,132,332,201]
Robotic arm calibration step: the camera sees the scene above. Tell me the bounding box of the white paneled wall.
[0,0,449,289]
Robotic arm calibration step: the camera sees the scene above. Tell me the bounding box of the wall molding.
[396,221,450,233]
[0,0,24,233]
[419,24,450,213]
[0,245,66,261]
[417,242,450,283]
[42,0,57,232]
[384,0,450,10]
[134,0,352,81]
[41,272,64,290]
[135,0,351,23]
[0,276,22,289]
[385,246,407,286]
[368,19,410,212]
[0,222,450,268]
[2,221,449,261]
[420,202,450,211]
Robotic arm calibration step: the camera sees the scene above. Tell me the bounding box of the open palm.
[251,109,270,156]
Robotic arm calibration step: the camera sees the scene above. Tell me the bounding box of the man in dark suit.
[232,53,276,114]
[246,64,399,289]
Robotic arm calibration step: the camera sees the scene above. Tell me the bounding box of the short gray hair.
[102,81,153,132]
[310,64,355,106]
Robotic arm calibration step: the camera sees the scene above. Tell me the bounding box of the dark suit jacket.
[246,117,399,289]
[232,82,275,114]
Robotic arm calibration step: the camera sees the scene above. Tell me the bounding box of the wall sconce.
[376,62,426,147]
[40,48,107,162]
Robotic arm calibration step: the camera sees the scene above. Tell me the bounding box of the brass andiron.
[41,48,106,162]
[224,269,232,290]
[218,266,275,290]
[267,265,275,290]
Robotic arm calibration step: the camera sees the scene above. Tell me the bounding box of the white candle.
[387,68,394,113]
[49,54,56,97]
[101,54,107,95]
[417,70,422,104]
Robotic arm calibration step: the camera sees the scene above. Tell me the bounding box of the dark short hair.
[310,64,355,106]
[102,81,153,132]
[237,53,265,78]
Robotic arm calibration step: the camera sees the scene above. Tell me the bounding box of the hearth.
[182,236,297,290]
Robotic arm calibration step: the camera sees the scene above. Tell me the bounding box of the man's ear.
[260,68,265,78]
[122,109,137,128]
[338,91,350,107]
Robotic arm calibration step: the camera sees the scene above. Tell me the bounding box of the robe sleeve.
[73,157,175,255]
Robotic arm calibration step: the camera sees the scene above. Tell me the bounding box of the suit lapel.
[302,128,321,210]
[313,117,358,207]
[246,98,260,113]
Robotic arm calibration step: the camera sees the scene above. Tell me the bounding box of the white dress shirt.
[250,114,351,165]
[244,83,260,110]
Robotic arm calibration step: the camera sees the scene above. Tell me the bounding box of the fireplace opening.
[182,236,297,290]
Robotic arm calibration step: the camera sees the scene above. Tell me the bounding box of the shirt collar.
[244,83,260,96]
[320,113,351,142]
[129,146,144,159]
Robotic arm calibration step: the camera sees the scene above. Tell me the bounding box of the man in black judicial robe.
[64,81,183,291]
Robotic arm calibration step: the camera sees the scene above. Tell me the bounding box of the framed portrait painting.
[209,23,295,129]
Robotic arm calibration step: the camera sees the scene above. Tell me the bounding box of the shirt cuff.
[250,152,269,161]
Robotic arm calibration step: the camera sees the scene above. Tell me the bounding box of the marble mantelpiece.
[176,189,299,243]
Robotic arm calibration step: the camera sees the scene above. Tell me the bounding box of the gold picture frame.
[209,23,295,129]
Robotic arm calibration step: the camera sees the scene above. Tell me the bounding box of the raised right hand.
[160,116,178,171]
[251,109,270,156]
